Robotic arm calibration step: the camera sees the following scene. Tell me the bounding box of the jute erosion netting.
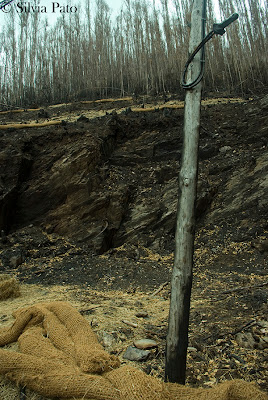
[0,301,267,400]
[0,274,20,301]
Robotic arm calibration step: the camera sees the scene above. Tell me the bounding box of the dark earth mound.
[0,95,267,289]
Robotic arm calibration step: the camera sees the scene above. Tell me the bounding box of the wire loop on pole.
[182,12,239,90]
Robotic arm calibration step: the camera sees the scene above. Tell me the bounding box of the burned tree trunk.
[165,0,204,384]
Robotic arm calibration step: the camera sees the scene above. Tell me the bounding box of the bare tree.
[0,0,267,106]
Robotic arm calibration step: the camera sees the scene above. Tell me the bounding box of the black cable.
[181,0,207,90]
[182,10,239,90]
[0,0,15,10]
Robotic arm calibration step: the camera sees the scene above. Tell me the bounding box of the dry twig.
[151,282,168,296]
[221,282,268,295]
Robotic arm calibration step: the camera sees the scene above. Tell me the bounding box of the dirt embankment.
[0,95,267,278]
[0,94,267,397]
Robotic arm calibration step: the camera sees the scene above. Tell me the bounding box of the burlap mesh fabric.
[0,275,20,301]
[0,301,267,400]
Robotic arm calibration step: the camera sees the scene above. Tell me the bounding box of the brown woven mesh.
[0,301,267,400]
[0,275,20,301]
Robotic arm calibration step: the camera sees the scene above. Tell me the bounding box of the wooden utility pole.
[165,0,205,384]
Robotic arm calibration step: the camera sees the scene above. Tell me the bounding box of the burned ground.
[0,94,267,398]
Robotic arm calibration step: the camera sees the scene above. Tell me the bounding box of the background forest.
[0,0,267,107]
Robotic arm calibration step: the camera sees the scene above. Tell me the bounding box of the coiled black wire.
[182,2,238,90]
[181,0,208,90]
[0,0,15,9]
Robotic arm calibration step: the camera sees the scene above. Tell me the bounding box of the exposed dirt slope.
[0,94,267,398]
[0,95,267,278]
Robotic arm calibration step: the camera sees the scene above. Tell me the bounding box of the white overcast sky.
[0,0,223,28]
[1,0,265,27]
[1,0,137,25]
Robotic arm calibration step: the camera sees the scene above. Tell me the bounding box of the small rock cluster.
[123,339,158,361]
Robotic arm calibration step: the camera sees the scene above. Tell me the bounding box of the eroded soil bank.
[0,94,267,397]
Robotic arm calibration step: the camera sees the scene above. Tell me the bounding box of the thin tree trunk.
[165,0,204,385]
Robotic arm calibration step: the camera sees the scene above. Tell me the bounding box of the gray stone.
[133,339,157,350]
[123,346,150,361]
[219,145,232,153]
[101,331,116,348]
[187,346,198,352]
[236,332,256,349]
[135,311,148,318]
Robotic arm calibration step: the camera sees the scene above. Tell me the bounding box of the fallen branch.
[221,281,268,295]
[231,319,256,336]
[151,281,168,296]
[227,352,246,365]
[122,320,138,328]
[79,305,103,314]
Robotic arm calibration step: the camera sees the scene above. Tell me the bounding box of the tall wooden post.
[165,0,205,384]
